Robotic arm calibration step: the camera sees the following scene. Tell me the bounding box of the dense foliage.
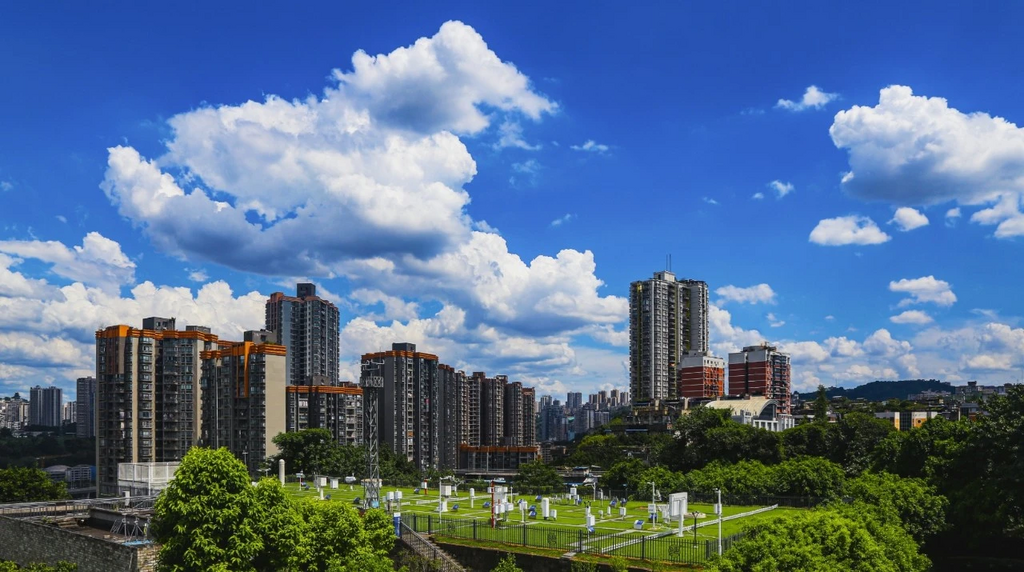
[153,447,395,572]
[491,554,523,572]
[271,428,420,484]
[0,467,67,502]
[0,562,76,572]
[514,461,563,493]
[0,434,95,469]
[710,505,929,572]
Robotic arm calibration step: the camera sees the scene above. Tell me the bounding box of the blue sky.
[3,1,1024,401]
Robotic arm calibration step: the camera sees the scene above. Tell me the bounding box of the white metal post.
[716,488,723,555]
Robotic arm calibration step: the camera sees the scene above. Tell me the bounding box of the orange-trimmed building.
[199,331,287,475]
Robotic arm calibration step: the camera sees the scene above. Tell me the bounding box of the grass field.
[282,481,798,542]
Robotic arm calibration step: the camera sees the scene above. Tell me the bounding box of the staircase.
[398,521,467,572]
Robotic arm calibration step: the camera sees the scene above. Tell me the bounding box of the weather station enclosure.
[117,461,180,496]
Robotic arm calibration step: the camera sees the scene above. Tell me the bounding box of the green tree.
[711,507,928,572]
[845,472,947,542]
[627,466,683,501]
[152,448,263,571]
[250,479,306,571]
[271,429,343,476]
[666,408,782,472]
[813,385,829,421]
[0,467,67,502]
[601,458,645,492]
[491,554,523,572]
[515,461,563,494]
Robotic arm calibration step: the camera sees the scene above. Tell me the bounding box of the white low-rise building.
[702,397,795,432]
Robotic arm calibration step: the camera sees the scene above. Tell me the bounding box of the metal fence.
[0,496,159,518]
[401,514,745,566]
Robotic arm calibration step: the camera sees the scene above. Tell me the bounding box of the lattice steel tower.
[361,363,383,508]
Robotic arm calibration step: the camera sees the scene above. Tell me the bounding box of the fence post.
[428,514,432,535]
[522,524,527,546]
[641,536,646,560]
[473,518,478,540]
[577,529,583,553]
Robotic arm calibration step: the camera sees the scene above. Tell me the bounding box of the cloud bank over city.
[2,17,1024,401]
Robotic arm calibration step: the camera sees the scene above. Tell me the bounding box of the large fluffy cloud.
[831,85,1024,237]
[99,21,622,342]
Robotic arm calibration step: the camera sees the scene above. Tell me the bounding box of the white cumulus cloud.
[715,284,777,305]
[890,310,934,325]
[831,85,1024,238]
[0,232,135,293]
[776,85,839,111]
[809,215,891,246]
[889,276,956,307]
[889,207,930,231]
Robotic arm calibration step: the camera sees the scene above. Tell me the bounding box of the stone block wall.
[0,516,147,572]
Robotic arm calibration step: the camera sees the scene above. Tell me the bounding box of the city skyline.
[4,3,1024,404]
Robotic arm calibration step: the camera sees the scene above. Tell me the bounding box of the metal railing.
[398,520,467,572]
[402,514,747,566]
[0,496,159,518]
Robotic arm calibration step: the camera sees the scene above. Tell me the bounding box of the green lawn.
[282,481,801,549]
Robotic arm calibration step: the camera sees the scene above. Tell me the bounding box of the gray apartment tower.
[76,377,96,438]
[629,271,710,404]
[266,283,340,387]
[361,343,441,472]
[29,385,62,428]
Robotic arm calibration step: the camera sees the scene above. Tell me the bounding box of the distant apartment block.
[62,401,76,424]
[266,283,340,387]
[199,333,287,475]
[29,385,62,427]
[286,378,363,447]
[76,377,96,438]
[728,343,792,414]
[679,354,726,400]
[629,271,710,404]
[95,318,216,495]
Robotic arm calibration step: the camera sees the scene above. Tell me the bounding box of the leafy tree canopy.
[0,467,67,503]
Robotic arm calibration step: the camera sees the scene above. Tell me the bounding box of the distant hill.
[819,379,953,402]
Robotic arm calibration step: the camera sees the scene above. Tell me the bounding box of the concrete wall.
[0,516,152,572]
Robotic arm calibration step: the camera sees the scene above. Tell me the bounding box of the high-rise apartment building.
[95,318,217,495]
[76,377,96,438]
[29,386,62,427]
[566,392,582,412]
[199,334,287,475]
[479,373,506,446]
[266,283,340,387]
[286,378,363,447]
[437,365,464,470]
[522,387,536,446]
[629,271,710,404]
[679,354,726,400]
[361,343,440,472]
[728,343,792,414]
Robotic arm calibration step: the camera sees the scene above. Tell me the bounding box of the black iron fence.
[401,514,745,566]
